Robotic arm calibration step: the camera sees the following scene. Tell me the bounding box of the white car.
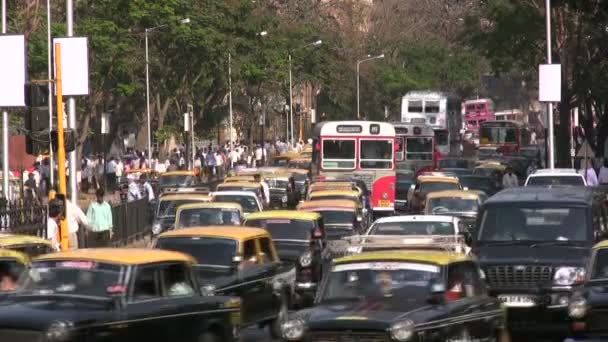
[525,168,587,187]
[210,191,263,216]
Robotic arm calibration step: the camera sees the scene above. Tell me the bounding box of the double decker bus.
[317,121,396,217]
[464,98,495,132]
[401,91,462,156]
[479,120,530,154]
[393,123,435,173]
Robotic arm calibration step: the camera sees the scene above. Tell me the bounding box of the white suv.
[524,168,587,186]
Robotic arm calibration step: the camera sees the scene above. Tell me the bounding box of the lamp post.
[544,0,555,169]
[356,54,384,120]
[145,18,190,162]
[289,40,322,145]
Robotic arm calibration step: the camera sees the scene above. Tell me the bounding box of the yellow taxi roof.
[225,176,256,182]
[245,210,321,221]
[417,175,460,184]
[309,190,360,198]
[593,240,608,249]
[159,194,211,202]
[176,202,243,211]
[158,226,269,240]
[0,234,53,247]
[297,199,358,210]
[290,169,310,175]
[35,248,195,265]
[335,250,472,266]
[217,182,261,188]
[475,162,506,170]
[426,190,480,200]
[161,171,196,176]
[0,249,30,264]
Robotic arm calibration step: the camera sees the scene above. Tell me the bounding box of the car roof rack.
[341,234,470,255]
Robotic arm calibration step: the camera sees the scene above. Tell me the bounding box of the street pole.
[145,29,152,163]
[289,54,294,146]
[545,0,555,169]
[67,0,77,204]
[55,43,69,251]
[228,54,234,162]
[1,0,9,200]
[47,0,55,188]
[356,61,360,120]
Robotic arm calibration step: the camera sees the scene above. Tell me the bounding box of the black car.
[473,187,608,333]
[395,175,414,212]
[281,250,506,341]
[0,249,241,342]
[459,175,501,196]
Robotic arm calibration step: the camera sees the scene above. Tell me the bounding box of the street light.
[145,17,191,162]
[357,54,384,120]
[289,40,322,144]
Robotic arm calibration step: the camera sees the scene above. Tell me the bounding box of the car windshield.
[369,221,455,235]
[591,248,608,280]
[160,175,195,187]
[266,179,289,189]
[420,182,459,194]
[319,210,355,225]
[155,237,237,266]
[177,208,241,228]
[428,198,478,214]
[246,219,312,240]
[213,195,259,213]
[478,206,589,242]
[322,262,439,300]
[157,200,199,217]
[527,176,585,186]
[19,261,123,298]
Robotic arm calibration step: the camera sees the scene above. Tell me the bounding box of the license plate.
[379,200,390,207]
[498,295,536,308]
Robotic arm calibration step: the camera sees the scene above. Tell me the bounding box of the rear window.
[246,219,313,240]
[156,237,237,266]
[527,176,585,186]
[212,195,259,213]
[419,182,459,194]
[369,221,455,235]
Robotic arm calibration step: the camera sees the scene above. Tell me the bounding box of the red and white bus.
[317,121,396,216]
[394,123,435,173]
[479,120,530,154]
[464,98,495,133]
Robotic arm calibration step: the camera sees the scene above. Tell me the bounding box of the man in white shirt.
[229,149,239,168]
[579,158,599,186]
[127,176,142,202]
[502,168,519,188]
[106,157,117,192]
[254,174,270,206]
[66,199,88,250]
[140,174,155,201]
[254,145,263,167]
[598,160,608,185]
[47,199,63,251]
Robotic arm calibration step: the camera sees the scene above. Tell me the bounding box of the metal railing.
[0,198,47,238]
[110,198,152,247]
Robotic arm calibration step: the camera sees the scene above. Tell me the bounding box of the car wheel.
[268,294,289,339]
[198,332,220,342]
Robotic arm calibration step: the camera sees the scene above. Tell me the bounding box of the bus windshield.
[322,139,356,169]
[360,140,393,169]
[405,137,433,161]
[480,126,518,144]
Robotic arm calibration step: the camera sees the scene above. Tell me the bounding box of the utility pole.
[545,0,555,169]
[47,0,54,188]
[1,0,9,199]
[289,54,294,145]
[66,0,77,203]
[55,43,69,251]
[228,54,234,157]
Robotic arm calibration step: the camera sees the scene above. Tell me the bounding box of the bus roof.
[402,91,458,99]
[480,120,523,127]
[391,123,435,136]
[464,98,494,105]
[319,121,395,137]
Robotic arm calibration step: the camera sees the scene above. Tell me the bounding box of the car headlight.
[281,319,305,341]
[568,297,588,318]
[152,222,162,235]
[299,252,312,267]
[390,319,414,341]
[200,284,216,296]
[282,195,288,203]
[554,267,585,286]
[46,321,74,342]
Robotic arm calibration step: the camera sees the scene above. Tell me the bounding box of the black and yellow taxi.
[159,170,209,195]
[281,249,506,342]
[244,211,325,307]
[264,172,298,209]
[216,181,266,205]
[153,227,293,339]
[0,248,241,342]
[174,202,244,229]
[297,199,364,240]
[288,158,312,171]
[0,233,56,257]
[0,249,30,294]
[408,175,462,214]
[289,168,311,200]
[152,193,211,235]
[424,190,483,233]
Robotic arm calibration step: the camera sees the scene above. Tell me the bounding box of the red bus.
[464,99,495,133]
[318,121,396,216]
[479,120,530,154]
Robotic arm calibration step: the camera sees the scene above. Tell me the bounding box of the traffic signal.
[25,83,50,155]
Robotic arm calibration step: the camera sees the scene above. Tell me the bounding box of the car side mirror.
[427,280,446,305]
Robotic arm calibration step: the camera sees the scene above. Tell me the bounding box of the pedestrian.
[47,199,63,251]
[106,156,117,193]
[24,173,38,202]
[206,151,216,179]
[501,167,519,188]
[254,145,263,167]
[254,174,270,206]
[127,175,142,202]
[215,150,224,178]
[95,155,104,190]
[41,158,51,195]
[167,159,179,172]
[66,198,88,250]
[229,148,239,169]
[86,189,113,247]
[140,174,155,202]
[599,159,608,185]
[579,158,599,186]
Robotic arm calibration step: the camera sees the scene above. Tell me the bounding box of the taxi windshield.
[369,221,455,235]
[155,237,237,267]
[420,182,459,194]
[478,206,589,242]
[247,219,312,240]
[177,208,241,228]
[160,175,195,187]
[213,195,259,213]
[322,262,439,301]
[428,198,478,214]
[19,261,123,298]
[319,211,355,225]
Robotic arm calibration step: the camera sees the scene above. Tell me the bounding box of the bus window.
[425,101,440,113]
[406,137,433,161]
[435,131,449,146]
[408,101,423,113]
[360,140,393,169]
[322,139,356,169]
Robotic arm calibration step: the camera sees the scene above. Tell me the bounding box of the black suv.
[472,186,608,333]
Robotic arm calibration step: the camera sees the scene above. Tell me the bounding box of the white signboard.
[0,35,26,107]
[539,64,561,102]
[53,37,89,96]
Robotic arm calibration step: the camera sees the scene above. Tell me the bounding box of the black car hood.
[0,295,112,330]
[303,295,429,331]
[325,225,354,240]
[194,266,236,289]
[475,244,590,266]
[274,241,308,263]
